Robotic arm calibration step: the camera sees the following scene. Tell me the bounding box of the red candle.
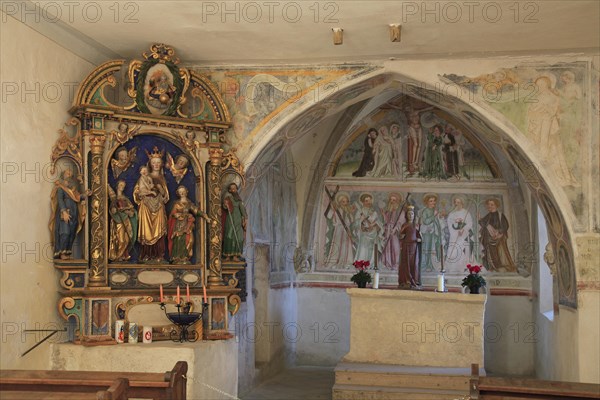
[186,284,190,302]
[159,284,164,303]
[203,285,207,303]
[176,286,180,304]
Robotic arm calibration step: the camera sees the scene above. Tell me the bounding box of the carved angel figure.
[166,153,190,184]
[111,146,137,179]
[111,123,140,146]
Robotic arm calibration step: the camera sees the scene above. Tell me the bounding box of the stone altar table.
[333,288,486,399]
[344,288,486,367]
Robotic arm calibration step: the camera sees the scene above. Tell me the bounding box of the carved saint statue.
[146,70,176,109]
[222,183,247,261]
[134,148,169,263]
[50,168,90,259]
[108,180,138,262]
[398,205,422,289]
[168,186,210,264]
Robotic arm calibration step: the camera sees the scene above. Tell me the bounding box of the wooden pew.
[0,377,128,400]
[470,363,600,399]
[0,361,186,400]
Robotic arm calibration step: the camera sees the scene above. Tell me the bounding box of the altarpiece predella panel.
[51,44,244,343]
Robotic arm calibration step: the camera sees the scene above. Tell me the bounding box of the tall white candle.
[437,273,445,292]
[374,271,380,289]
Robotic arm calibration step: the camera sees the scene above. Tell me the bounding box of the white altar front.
[344,288,486,367]
[334,288,487,399]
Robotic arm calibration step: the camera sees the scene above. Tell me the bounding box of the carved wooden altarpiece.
[50,44,244,343]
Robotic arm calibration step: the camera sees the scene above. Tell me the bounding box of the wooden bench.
[0,361,186,400]
[470,363,600,399]
[0,377,128,400]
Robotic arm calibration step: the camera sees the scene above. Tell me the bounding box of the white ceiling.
[16,1,600,65]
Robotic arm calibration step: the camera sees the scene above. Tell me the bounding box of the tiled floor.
[241,367,335,400]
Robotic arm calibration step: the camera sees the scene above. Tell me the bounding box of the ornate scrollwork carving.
[58,297,82,337]
[228,294,241,316]
[143,43,180,65]
[50,118,82,173]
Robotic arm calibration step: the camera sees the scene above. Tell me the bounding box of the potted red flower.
[461,264,486,294]
[351,260,372,288]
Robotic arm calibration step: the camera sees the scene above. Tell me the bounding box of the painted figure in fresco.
[453,129,470,179]
[108,180,138,262]
[166,153,190,184]
[558,71,582,179]
[442,124,459,177]
[398,206,422,289]
[446,196,474,273]
[527,74,576,185]
[478,198,517,272]
[368,126,396,178]
[324,192,356,268]
[527,74,559,151]
[381,193,406,270]
[419,193,442,273]
[421,125,447,180]
[222,183,248,261]
[406,110,423,175]
[50,168,90,259]
[352,128,377,177]
[134,148,169,263]
[390,123,403,176]
[168,186,210,264]
[110,146,137,179]
[354,193,383,265]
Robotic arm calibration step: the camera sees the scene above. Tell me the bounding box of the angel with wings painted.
[111,146,137,179]
[166,153,190,184]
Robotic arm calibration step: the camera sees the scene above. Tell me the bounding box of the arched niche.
[244,70,578,309]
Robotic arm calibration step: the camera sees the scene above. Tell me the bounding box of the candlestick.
[203,284,207,303]
[437,273,445,292]
[159,284,164,303]
[176,286,180,304]
[374,241,378,269]
[440,244,445,272]
[186,284,190,302]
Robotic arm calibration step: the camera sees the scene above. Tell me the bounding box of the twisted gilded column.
[87,131,108,287]
[207,143,224,287]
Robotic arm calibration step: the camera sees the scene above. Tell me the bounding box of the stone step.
[334,362,476,391]
[332,383,469,400]
[335,370,470,391]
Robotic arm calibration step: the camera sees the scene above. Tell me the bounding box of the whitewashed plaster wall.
[295,288,349,366]
[0,15,94,369]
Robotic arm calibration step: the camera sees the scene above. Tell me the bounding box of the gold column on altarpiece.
[207,129,224,287]
[87,130,108,287]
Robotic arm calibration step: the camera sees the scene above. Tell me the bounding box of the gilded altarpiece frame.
[52,44,243,343]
